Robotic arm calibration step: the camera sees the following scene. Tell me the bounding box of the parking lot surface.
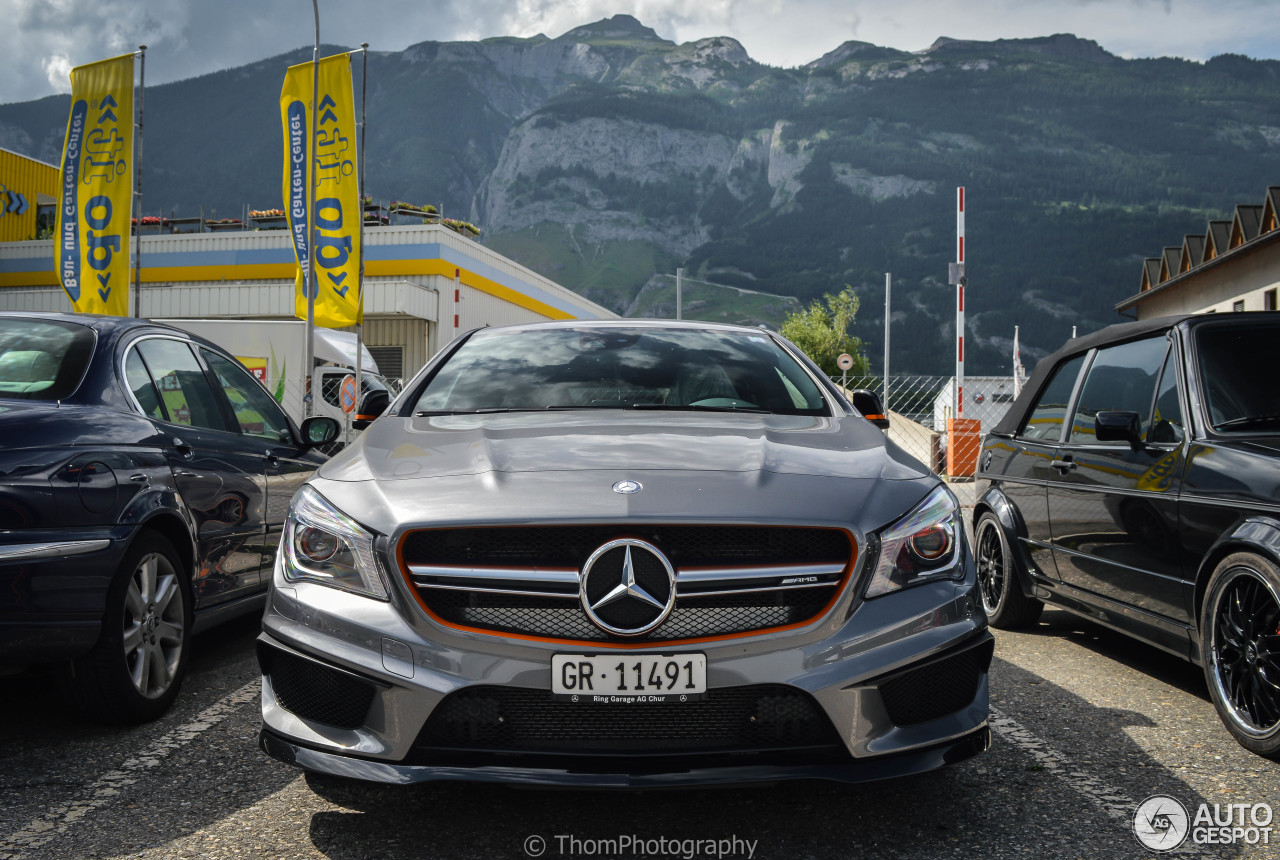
[2,597,1276,860]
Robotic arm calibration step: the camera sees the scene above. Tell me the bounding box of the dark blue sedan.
[0,312,338,723]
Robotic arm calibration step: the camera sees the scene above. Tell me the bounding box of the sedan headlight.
[282,486,388,600]
[864,486,963,598]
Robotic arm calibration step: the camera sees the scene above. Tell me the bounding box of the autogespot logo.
[1133,795,1275,850]
[1133,795,1190,852]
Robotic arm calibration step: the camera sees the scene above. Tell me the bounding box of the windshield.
[412,327,829,416]
[1196,321,1280,433]
[0,318,95,401]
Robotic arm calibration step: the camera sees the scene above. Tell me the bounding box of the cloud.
[1,0,1279,105]
[41,54,72,93]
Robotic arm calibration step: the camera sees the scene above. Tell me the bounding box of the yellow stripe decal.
[1,260,580,319]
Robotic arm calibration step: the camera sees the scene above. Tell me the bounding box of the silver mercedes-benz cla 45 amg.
[257,320,992,786]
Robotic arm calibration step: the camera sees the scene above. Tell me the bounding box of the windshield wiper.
[1214,415,1280,430]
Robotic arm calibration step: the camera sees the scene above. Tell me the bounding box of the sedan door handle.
[265,450,280,467]
[172,436,195,458]
[1050,457,1077,473]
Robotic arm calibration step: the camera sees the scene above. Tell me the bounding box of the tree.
[779,286,869,377]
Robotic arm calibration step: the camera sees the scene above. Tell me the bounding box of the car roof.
[466,319,776,336]
[994,311,1280,436]
[0,311,166,334]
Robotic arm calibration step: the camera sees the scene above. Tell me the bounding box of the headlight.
[864,485,963,598]
[282,485,388,600]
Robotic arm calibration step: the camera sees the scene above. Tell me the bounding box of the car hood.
[322,411,929,483]
[313,412,938,535]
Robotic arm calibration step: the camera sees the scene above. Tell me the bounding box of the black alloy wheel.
[975,513,1043,628]
[1203,552,1280,760]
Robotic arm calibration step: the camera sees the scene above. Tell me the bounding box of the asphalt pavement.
[2,585,1277,859]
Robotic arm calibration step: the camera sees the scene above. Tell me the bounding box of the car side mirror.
[300,416,341,448]
[1095,411,1142,450]
[353,389,390,431]
[851,389,890,430]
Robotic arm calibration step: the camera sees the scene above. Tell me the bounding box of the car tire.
[975,512,1043,628]
[66,532,191,724]
[1200,552,1280,760]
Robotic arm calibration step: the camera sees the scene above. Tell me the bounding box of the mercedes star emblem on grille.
[580,538,676,636]
[612,480,643,494]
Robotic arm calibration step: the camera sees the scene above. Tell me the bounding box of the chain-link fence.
[831,374,1019,479]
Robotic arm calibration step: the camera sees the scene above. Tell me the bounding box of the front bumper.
[259,537,993,786]
[0,531,132,665]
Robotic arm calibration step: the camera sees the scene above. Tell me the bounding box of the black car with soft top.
[0,312,338,723]
[974,311,1280,759]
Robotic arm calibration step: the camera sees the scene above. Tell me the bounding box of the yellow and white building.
[0,221,615,380]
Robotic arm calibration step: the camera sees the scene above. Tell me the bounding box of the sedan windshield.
[1196,320,1280,432]
[0,318,95,401]
[413,327,829,416]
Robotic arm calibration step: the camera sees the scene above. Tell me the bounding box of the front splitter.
[259,725,990,788]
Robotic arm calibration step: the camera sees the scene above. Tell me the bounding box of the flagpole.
[1013,325,1023,398]
[303,0,319,419]
[132,45,145,318]
[352,42,369,445]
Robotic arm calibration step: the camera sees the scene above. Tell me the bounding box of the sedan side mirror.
[1095,410,1142,450]
[353,390,390,431]
[850,389,890,430]
[300,416,341,448]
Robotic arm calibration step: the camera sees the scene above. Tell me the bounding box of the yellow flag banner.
[280,54,361,328]
[55,54,134,316]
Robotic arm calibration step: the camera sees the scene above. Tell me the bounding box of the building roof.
[1121,184,1280,312]
[1180,234,1205,272]
[1204,219,1232,261]
[1231,204,1264,248]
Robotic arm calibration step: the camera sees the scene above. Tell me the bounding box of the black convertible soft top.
[991,313,1194,437]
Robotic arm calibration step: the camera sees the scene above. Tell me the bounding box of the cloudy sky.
[2,0,1279,105]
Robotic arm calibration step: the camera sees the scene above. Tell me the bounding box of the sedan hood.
[314,412,938,536]
[321,411,929,483]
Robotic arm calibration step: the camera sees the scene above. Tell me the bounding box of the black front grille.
[877,638,994,727]
[415,685,843,757]
[402,525,851,642]
[403,525,851,569]
[259,645,377,730]
[424,587,835,640]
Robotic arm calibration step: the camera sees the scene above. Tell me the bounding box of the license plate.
[552,653,707,703]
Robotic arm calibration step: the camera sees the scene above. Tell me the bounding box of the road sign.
[837,353,854,371]
[339,375,358,414]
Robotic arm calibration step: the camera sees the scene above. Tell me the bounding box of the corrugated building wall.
[0,148,58,244]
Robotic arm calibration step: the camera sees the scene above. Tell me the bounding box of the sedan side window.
[1067,336,1167,444]
[202,350,294,442]
[124,350,164,420]
[1019,355,1085,442]
[135,339,230,432]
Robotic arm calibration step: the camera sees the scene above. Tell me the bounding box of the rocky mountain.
[5,14,1280,374]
